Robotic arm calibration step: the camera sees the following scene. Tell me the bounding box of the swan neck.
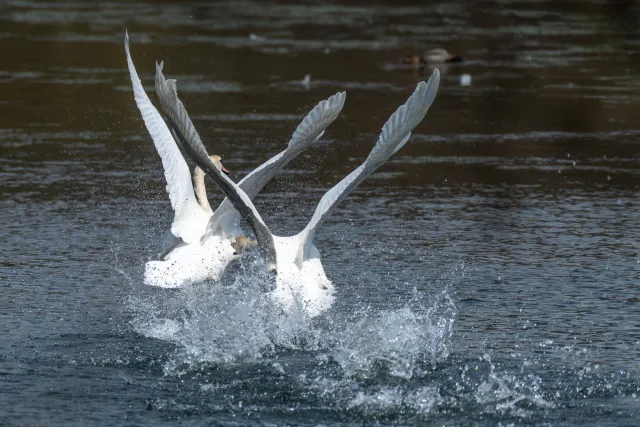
[193,166,213,213]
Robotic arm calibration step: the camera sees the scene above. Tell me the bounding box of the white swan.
[124,33,346,288]
[155,60,441,317]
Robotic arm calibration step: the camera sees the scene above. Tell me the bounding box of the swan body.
[125,32,346,288]
[153,51,441,316]
[272,235,334,317]
[143,158,237,288]
[144,235,236,288]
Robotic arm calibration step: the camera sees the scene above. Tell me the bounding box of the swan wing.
[207,91,346,237]
[242,90,346,198]
[154,60,278,268]
[124,32,204,244]
[295,69,440,265]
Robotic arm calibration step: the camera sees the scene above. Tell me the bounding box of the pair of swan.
[125,33,441,316]
[126,37,346,289]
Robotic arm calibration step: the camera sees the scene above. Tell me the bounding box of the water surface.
[1,1,639,425]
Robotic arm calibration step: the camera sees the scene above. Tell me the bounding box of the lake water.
[1,1,639,425]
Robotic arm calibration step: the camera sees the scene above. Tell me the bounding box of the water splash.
[131,257,459,375]
[329,286,456,379]
[128,260,578,421]
[469,354,555,418]
[132,256,317,370]
[125,255,640,423]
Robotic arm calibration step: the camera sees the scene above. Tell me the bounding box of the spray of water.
[129,261,578,421]
[131,257,458,375]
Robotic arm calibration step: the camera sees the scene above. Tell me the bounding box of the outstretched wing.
[124,31,204,244]
[154,59,278,268]
[207,91,347,237]
[295,69,441,266]
[242,91,346,199]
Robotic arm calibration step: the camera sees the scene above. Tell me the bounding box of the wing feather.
[154,58,278,268]
[124,32,203,243]
[207,91,346,237]
[295,70,441,265]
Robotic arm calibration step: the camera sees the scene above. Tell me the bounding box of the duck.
[124,32,346,288]
[403,48,463,66]
[155,57,441,317]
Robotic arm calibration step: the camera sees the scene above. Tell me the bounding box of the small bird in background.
[402,48,463,67]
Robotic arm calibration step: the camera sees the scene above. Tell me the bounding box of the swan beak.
[221,164,230,175]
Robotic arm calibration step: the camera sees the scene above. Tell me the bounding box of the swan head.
[209,155,230,175]
[231,235,258,255]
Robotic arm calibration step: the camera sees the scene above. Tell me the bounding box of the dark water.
[2,1,639,425]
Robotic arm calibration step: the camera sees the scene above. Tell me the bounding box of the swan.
[155,59,441,317]
[124,32,346,288]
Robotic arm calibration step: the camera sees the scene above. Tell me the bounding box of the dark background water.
[1,1,639,425]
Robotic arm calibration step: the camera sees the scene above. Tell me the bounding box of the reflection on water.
[1,0,639,425]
